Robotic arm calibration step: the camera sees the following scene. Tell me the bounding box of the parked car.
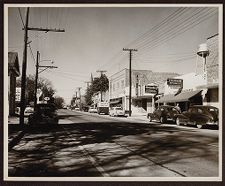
[147,105,180,123]
[109,107,125,117]
[82,106,89,112]
[88,107,98,113]
[74,107,80,111]
[175,105,219,129]
[28,103,59,125]
[24,106,34,116]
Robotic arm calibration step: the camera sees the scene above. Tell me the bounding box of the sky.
[7,5,219,104]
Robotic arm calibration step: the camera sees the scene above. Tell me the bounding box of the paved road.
[8,109,219,178]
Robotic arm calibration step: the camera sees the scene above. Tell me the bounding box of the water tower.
[197,43,210,80]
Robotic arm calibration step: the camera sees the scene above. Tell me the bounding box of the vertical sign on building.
[15,87,21,102]
[136,75,139,96]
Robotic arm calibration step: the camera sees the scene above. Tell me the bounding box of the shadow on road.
[8,120,218,177]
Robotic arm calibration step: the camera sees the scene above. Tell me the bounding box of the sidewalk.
[126,113,149,123]
[8,116,27,150]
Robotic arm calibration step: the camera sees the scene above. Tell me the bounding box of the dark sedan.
[147,105,180,124]
[28,103,59,125]
[175,105,219,129]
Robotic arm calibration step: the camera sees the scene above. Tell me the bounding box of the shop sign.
[15,87,21,102]
[98,102,109,107]
[145,85,158,94]
[167,78,183,86]
[44,97,50,101]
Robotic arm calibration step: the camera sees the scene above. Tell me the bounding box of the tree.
[16,75,56,105]
[84,86,94,106]
[92,74,109,93]
[84,74,109,105]
[54,96,65,109]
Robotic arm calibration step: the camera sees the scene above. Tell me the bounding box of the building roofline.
[207,33,218,40]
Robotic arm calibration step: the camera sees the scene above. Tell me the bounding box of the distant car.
[109,107,125,117]
[175,105,219,129]
[82,106,89,112]
[88,107,98,113]
[28,103,59,125]
[147,105,180,123]
[74,107,80,111]
[24,106,34,116]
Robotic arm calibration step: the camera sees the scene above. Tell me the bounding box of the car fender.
[193,114,211,124]
[176,114,189,119]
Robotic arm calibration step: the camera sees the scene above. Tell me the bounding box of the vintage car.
[24,106,34,117]
[147,105,180,123]
[28,103,59,125]
[175,105,219,129]
[109,107,125,117]
[88,107,98,113]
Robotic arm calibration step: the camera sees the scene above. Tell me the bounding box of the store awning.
[156,90,202,103]
[110,98,122,104]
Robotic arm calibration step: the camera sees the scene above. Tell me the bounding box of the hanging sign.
[167,78,183,86]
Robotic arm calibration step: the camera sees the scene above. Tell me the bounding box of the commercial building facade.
[109,68,178,114]
[156,34,219,110]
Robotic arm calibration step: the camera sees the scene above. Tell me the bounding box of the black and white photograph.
[4,3,223,182]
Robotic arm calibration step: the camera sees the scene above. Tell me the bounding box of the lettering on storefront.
[145,85,158,94]
[15,87,21,102]
[167,78,183,87]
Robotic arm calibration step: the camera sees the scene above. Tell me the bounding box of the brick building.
[109,68,178,114]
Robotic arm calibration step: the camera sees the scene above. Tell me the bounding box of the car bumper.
[206,121,218,125]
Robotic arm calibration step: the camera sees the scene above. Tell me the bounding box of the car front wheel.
[160,116,166,124]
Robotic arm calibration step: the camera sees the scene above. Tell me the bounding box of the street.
[8,109,219,177]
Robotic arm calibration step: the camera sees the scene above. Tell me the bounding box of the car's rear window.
[208,108,218,115]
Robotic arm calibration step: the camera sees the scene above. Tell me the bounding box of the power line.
[97,8,187,71]
[136,8,217,54]
[135,8,208,51]
[17,8,25,28]
[98,8,214,71]
[124,7,189,49]
[139,54,196,64]
[28,44,36,65]
[133,10,217,62]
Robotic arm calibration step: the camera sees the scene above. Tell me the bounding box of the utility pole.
[19,8,65,125]
[96,70,107,101]
[123,48,137,117]
[19,7,29,126]
[77,87,82,110]
[34,51,40,111]
[34,52,57,110]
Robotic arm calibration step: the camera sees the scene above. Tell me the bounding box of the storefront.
[156,90,203,111]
